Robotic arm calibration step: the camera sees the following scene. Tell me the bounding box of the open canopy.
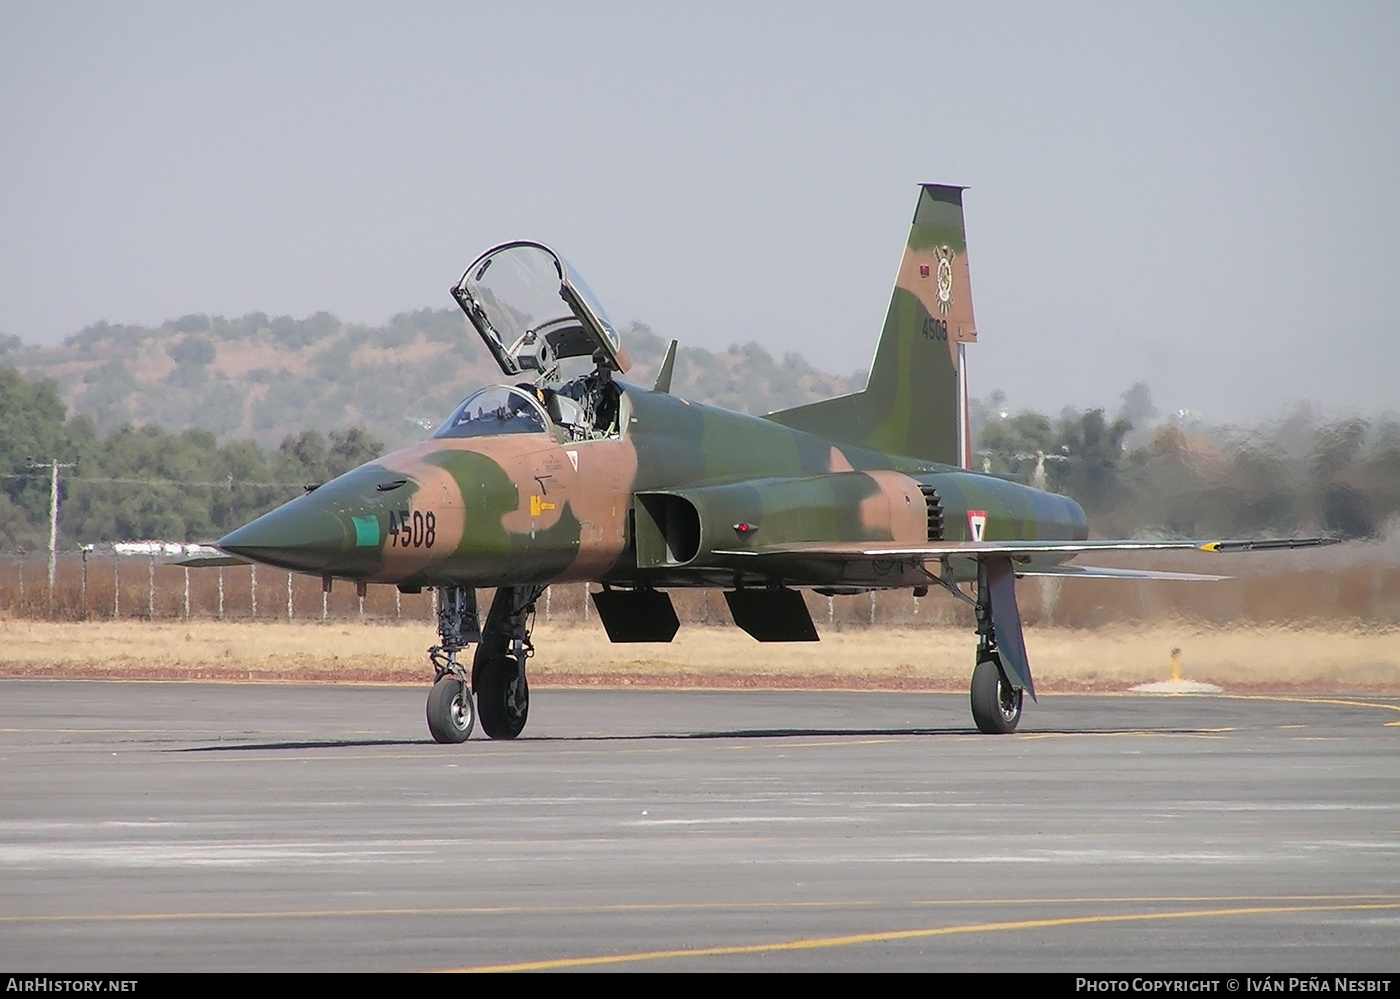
[451,241,631,380]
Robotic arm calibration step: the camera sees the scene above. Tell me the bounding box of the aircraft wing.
[712,537,1336,561]
[1011,564,1230,582]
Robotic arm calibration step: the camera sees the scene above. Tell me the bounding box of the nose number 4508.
[388,509,436,548]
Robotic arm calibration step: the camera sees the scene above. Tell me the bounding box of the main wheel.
[475,653,529,740]
[426,676,475,744]
[970,656,1022,734]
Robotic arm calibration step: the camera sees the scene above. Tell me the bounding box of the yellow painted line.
[725,738,902,751]
[1016,730,1232,741]
[8,893,1394,927]
[451,901,1400,972]
[1217,694,1400,715]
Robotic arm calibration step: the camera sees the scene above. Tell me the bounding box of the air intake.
[919,484,945,541]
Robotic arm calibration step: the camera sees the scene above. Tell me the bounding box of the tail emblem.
[936,246,955,314]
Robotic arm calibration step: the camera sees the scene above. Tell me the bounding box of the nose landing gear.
[426,586,481,744]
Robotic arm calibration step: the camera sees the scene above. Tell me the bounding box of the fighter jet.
[203,184,1333,742]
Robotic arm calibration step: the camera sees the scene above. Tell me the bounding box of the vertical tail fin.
[769,184,977,466]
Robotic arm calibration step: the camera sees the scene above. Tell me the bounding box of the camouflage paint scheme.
[220,390,1087,589]
[217,186,1089,599]
[210,184,1337,741]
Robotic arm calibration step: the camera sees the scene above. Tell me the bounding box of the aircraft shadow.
[167,725,1210,752]
[520,725,1213,742]
[530,727,971,741]
[171,728,966,752]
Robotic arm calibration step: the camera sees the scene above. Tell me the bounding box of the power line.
[0,472,308,488]
[27,459,77,591]
[72,478,308,488]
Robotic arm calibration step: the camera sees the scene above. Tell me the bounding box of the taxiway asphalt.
[1,681,1397,972]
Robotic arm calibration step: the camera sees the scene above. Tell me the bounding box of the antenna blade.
[653,339,678,394]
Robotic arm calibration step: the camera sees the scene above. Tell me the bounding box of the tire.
[475,652,529,740]
[426,676,475,744]
[970,656,1022,735]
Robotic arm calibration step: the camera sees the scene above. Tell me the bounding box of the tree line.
[0,367,381,549]
[972,384,1400,540]
[5,309,866,451]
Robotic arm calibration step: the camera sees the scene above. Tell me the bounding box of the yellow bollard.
[1170,647,1182,683]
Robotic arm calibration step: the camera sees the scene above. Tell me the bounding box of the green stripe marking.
[352,515,380,547]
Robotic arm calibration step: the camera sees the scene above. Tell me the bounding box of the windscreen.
[433,386,549,439]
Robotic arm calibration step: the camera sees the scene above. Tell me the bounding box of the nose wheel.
[426,675,475,743]
[426,585,481,744]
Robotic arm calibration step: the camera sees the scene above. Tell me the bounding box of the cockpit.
[448,242,631,444]
[433,386,548,439]
[433,382,626,444]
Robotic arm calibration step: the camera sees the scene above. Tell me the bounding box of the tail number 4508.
[388,509,436,548]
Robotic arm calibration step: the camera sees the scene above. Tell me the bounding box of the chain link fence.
[1,546,1397,627]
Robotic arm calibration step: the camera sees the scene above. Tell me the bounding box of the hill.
[3,311,865,449]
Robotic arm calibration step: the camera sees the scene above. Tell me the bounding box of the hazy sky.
[2,2,1397,423]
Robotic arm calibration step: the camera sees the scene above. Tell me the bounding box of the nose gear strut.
[428,586,481,683]
[425,586,482,744]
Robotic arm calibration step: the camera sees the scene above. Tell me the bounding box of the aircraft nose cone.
[218,497,353,574]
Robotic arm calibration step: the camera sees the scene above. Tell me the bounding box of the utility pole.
[28,459,77,593]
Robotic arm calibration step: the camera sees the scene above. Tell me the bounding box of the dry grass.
[1,618,1395,692]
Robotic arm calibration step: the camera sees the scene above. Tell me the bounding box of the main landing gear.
[935,559,1026,735]
[970,655,1022,734]
[426,584,545,744]
[473,585,545,739]
[969,562,1023,735]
